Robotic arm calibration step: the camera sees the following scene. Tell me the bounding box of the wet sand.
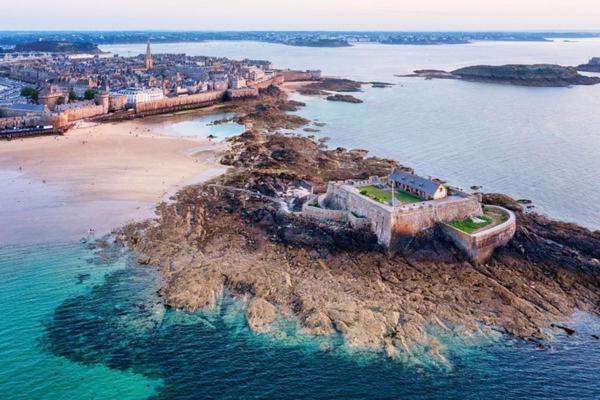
[0,121,228,246]
[280,81,313,93]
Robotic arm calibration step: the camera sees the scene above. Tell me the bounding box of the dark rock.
[76,273,91,284]
[518,199,533,204]
[326,94,363,103]
[551,324,576,336]
[480,193,524,212]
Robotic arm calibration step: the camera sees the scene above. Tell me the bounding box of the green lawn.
[359,185,422,205]
[449,215,492,234]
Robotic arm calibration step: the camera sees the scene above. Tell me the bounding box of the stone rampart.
[441,205,517,263]
[60,104,105,123]
[301,202,372,232]
[251,75,285,89]
[324,182,395,245]
[135,91,227,115]
[302,203,347,223]
[279,70,322,82]
[227,87,259,99]
[392,196,482,236]
[0,115,45,129]
[324,181,482,246]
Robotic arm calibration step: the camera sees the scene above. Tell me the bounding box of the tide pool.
[139,111,245,141]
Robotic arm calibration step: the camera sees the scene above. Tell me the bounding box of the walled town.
[0,41,321,135]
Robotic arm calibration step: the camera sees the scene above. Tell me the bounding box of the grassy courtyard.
[449,215,492,233]
[449,207,511,234]
[359,185,422,205]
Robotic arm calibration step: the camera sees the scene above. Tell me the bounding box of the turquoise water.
[103,40,600,229]
[1,243,598,399]
[0,243,162,399]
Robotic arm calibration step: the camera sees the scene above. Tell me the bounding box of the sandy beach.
[0,120,229,246]
[280,81,313,93]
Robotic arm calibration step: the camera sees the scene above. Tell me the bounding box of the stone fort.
[302,170,516,263]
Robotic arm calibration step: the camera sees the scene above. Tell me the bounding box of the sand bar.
[0,120,229,246]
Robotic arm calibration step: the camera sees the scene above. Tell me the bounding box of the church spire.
[145,40,154,70]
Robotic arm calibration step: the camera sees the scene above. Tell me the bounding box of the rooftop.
[389,169,443,197]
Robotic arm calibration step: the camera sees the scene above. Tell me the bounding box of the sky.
[3,0,600,31]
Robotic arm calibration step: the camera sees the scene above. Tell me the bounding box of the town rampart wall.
[251,75,285,89]
[279,70,322,82]
[135,90,227,115]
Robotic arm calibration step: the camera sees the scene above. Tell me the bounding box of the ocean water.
[1,243,598,399]
[103,40,600,229]
[1,40,599,399]
[0,243,162,399]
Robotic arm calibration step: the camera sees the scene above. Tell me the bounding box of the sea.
[0,40,599,399]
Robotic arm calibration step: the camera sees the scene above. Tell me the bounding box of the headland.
[109,85,599,364]
[1,45,598,364]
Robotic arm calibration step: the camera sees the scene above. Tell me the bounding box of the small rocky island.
[113,86,600,364]
[326,94,363,103]
[406,64,600,87]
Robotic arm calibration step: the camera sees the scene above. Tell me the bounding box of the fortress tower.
[145,40,154,70]
[95,78,110,114]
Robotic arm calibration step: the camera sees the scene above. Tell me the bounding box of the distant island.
[405,64,600,87]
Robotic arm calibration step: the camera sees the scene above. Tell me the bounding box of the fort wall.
[323,181,482,246]
[392,196,482,237]
[301,202,372,231]
[441,205,517,263]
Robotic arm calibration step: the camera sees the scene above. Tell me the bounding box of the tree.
[68,88,80,101]
[84,88,98,100]
[20,86,39,102]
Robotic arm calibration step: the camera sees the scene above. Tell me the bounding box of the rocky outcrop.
[297,78,362,96]
[452,64,600,86]
[407,64,600,87]
[116,89,600,364]
[326,94,363,103]
[246,298,277,333]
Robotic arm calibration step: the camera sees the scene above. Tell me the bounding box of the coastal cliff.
[115,88,600,363]
[407,64,600,87]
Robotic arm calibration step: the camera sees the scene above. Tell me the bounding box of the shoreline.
[2,81,598,363]
[115,86,599,364]
[0,119,229,247]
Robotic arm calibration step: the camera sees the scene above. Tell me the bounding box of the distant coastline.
[2,31,600,49]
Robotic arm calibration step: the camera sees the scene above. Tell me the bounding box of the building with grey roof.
[388,169,447,200]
